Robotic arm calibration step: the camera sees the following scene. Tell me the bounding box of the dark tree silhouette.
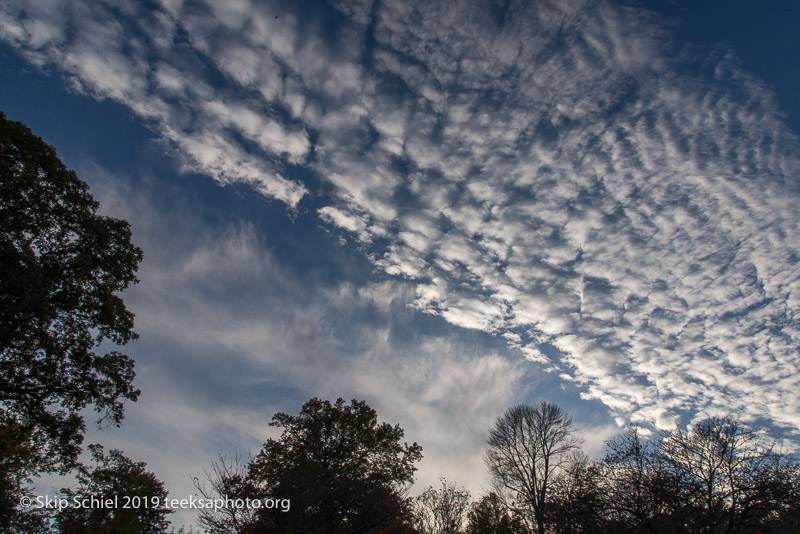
[596,418,800,533]
[0,424,50,533]
[244,397,422,533]
[485,402,581,534]
[598,425,672,532]
[1,110,142,471]
[1,110,142,531]
[55,445,171,534]
[656,417,799,533]
[464,492,527,534]
[413,477,470,534]
[193,453,260,534]
[547,451,602,533]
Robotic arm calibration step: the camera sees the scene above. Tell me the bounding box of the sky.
[2,0,800,527]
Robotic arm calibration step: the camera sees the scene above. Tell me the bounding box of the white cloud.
[0,0,309,207]
[318,205,367,236]
[299,0,800,436]
[3,0,800,444]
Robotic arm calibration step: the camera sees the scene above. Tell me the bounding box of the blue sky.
[2,0,800,526]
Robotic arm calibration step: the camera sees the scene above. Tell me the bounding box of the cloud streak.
[3,0,799,437]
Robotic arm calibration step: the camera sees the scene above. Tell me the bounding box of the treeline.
[188,399,800,534]
[415,402,800,534]
[13,396,799,534]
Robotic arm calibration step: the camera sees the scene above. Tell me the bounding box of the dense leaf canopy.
[246,397,422,533]
[0,110,142,471]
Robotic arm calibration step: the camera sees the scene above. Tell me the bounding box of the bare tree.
[596,419,800,533]
[599,425,670,531]
[192,453,258,534]
[485,401,582,534]
[413,477,471,534]
[656,416,793,533]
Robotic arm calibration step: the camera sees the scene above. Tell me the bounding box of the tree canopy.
[203,397,423,533]
[464,492,527,534]
[549,417,800,533]
[0,110,142,473]
[55,445,171,534]
[653,417,800,533]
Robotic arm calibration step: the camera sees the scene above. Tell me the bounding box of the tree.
[598,425,673,532]
[55,445,172,534]
[754,454,800,533]
[0,110,143,474]
[485,402,581,534]
[0,423,50,533]
[193,453,260,534]
[245,397,422,533]
[413,477,470,534]
[656,416,798,533]
[595,418,800,533]
[464,492,528,534]
[547,451,602,533]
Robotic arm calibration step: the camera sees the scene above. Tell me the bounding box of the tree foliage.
[0,423,50,533]
[0,110,142,473]
[55,445,171,534]
[597,425,671,531]
[479,405,800,533]
[654,417,799,533]
[546,451,602,534]
[464,492,527,534]
[217,397,422,533]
